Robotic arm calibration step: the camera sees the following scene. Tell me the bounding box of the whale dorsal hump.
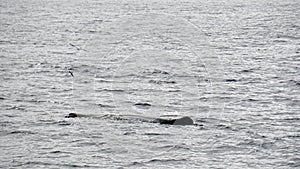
[173,116,194,125]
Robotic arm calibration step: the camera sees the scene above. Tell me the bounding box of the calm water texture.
[1,0,299,168]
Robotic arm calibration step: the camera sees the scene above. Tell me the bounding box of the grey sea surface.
[1,0,299,168]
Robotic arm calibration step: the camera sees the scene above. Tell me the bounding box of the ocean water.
[1,0,299,168]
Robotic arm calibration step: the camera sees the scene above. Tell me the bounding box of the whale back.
[65,113,194,125]
[173,116,194,125]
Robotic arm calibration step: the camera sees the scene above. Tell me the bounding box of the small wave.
[0,40,17,45]
[56,120,73,126]
[6,105,26,111]
[102,89,126,93]
[144,132,171,136]
[149,79,176,84]
[289,80,300,86]
[287,157,300,168]
[273,39,288,43]
[129,158,187,167]
[148,158,188,163]
[216,124,233,130]
[143,69,170,75]
[159,144,191,150]
[23,161,99,168]
[9,130,36,135]
[37,119,73,126]
[96,103,115,108]
[277,35,300,40]
[283,117,300,121]
[286,135,300,138]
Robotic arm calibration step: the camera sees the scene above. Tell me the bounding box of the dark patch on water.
[134,102,151,107]
[147,158,188,163]
[9,130,36,135]
[240,69,254,73]
[225,79,238,82]
[102,89,126,92]
[129,158,187,167]
[286,135,300,138]
[291,80,300,86]
[159,144,191,150]
[246,98,260,102]
[283,117,300,121]
[143,132,171,136]
[50,150,62,154]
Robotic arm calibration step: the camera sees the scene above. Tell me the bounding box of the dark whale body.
[65,113,194,125]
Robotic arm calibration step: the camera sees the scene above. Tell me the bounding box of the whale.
[65,112,194,125]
